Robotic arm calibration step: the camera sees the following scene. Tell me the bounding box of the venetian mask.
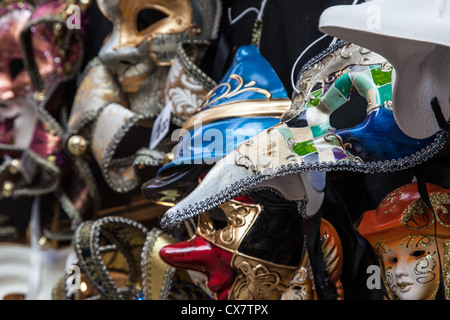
[159,41,447,229]
[358,182,450,300]
[319,0,450,140]
[0,0,84,151]
[97,0,219,115]
[64,0,220,195]
[0,0,89,209]
[159,191,344,300]
[142,44,293,205]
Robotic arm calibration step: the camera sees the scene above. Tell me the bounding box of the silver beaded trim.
[160,130,448,229]
[74,216,148,300]
[141,228,176,300]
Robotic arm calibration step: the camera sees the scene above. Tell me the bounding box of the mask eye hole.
[209,207,227,230]
[9,58,24,80]
[237,191,303,266]
[136,8,169,32]
[410,250,426,258]
[329,95,368,130]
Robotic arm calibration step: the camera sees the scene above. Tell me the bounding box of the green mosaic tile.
[370,67,392,87]
[352,70,374,97]
[323,86,348,112]
[277,126,294,139]
[378,83,393,103]
[311,122,331,138]
[306,89,322,108]
[292,140,317,156]
[333,72,352,98]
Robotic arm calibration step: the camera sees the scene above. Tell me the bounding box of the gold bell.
[8,159,20,175]
[67,135,87,156]
[162,152,175,166]
[2,181,14,197]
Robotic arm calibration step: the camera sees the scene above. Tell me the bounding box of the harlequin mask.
[0,0,85,149]
[159,191,344,300]
[65,1,220,194]
[1,0,88,200]
[319,0,450,139]
[97,0,219,114]
[0,2,36,148]
[358,182,450,300]
[160,41,447,229]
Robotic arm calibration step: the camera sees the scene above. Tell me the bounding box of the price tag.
[149,102,172,149]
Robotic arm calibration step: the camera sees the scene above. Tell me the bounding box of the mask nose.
[393,258,410,279]
[159,235,235,300]
[0,76,15,101]
[99,43,142,69]
[0,89,14,101]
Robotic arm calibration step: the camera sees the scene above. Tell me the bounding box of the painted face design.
[359,182,450,300]
[378,236,439,300]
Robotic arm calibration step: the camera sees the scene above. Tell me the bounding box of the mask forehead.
[197,199,262,253]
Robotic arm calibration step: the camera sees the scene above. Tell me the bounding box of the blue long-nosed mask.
[142,45,292,204]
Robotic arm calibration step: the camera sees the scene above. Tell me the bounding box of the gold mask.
[197,198,301,299]
[98,0,196,67]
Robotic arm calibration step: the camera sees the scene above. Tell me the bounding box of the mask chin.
[250,173,324,219]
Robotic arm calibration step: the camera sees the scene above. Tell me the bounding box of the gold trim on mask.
[402,193,450,230]
[228,254,299,300]
[197,200,262,253]
[196,199,305,300]
[147,231,177,300]
[182,99,291,132]
[444,241,450,299]
[119,73,150,93]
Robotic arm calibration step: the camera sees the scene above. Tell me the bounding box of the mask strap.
[228,0,269,48]
[304,199,340,300]
[431,97,450,132]
[290,34,331,94]
[291,0,364,94]
[415,171,447,300]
